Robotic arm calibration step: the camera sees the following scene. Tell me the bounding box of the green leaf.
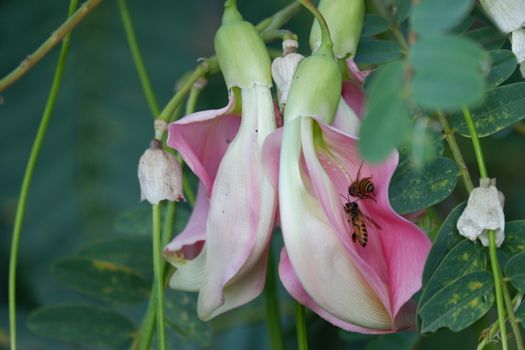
[412,0,473,36]
[359,61,411,163]
[465,27,507,50]
[52,257,150,304]
[366,332,418,350]
[419,240,488,308]
[361,15,390,37]
[354,39,401,65]
[419,271,494,333]
[517,302,525,327]
[78,236,152,278]
[504,252,525,293]
[451,83,525,137]
[165,290,213,346]
[501,220,525,258]
[398,119,444,170]
[410,35,489,111]
[115,204,191,235]
[422,202,467,284]
[487,50,517,88]
[389,157,459,215]
[390,0,412,23]
[27,305,135,349]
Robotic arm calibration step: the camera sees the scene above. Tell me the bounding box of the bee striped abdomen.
[349,176,375,201]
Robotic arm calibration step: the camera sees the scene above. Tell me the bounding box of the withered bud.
[271,39,304,108]
[138,139,185,204]
[457,178,505,247]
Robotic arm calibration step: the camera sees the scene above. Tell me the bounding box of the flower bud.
[214,1,272,89]
[309,0,365,59]
[457,178,505,247]
[138,139,185,204]
[284,51,342,124]
[271,39,305,108]
[479,0,525,33]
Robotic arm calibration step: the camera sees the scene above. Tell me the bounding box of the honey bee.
[343,201,381,248]
[348,162,376,202]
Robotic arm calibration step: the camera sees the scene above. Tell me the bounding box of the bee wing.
[362,214,381,230]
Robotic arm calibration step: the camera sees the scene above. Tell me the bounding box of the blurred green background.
[1,0,525,349]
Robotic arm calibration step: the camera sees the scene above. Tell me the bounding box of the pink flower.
[263,116,430,333]
[262,57,430,332]
[164,88,277,320]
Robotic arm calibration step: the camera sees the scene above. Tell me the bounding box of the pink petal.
[279,118,392,330]
[261,128,283,192]
[164,184,208,260]
[279,248,397,334]
[167,98,240,196]
[300,118,392,316]
[341,59,370,118]
[196,86,277,319]
[314,120,431,320]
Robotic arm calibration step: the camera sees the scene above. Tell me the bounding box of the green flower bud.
[284,51,342,124]
[214,2,272,89]
[309,0,365,59]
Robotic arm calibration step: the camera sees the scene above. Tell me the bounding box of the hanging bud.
[271,39,304,109]
[457,178,505,247]
[512,29,525,77]
[138,139,184,204]
[214,0,272,89]
[479,0,525,34]
[309,0,365,59]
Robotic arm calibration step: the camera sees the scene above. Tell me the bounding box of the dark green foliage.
[355,39,402,65]
[27,305,135,349]
[412,0,473,36]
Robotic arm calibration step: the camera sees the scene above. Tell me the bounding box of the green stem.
[501,278,524,350]
[297,0,333,54]
[264,245,285,350]
[436,111,474,192]
[0,0,102,93]
[152,204,166,350]
[260,29,298,44]
[117,0,160,118]
[256,2,301,32]
[295,303,308,350]
[135,297,156,350]
[7,1,78,349]
[157,58,218,123]
[462,107,508,350]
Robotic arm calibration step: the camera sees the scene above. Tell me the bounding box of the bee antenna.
[356,161,364,180]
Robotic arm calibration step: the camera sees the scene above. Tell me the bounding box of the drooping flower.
[138,138,184,204]
[262,9,431,332]
[163,1,277,320]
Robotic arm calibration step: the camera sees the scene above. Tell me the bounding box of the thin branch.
[0,0,103,93]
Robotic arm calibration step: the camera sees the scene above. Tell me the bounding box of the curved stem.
[436,111,474,192]
[152,204,166,350]
[7,2,78,349]
[295,302,308,350]
[297,0,333,53]
[501,277,524,350]
[264,244,285,350]
[462,107,508,350]
[256,2,301,32]
[0,0,102,93]
[117,0,160,118]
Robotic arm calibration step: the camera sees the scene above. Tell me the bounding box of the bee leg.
[352,233,357,242]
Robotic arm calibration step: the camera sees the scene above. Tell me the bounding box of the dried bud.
[138,139,184,204]
[457,178,505,247]
[512,28,525,77]
[271,39,304,108]
[480,0,525,34]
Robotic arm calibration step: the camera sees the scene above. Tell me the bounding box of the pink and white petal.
[261,128,283,191]
[164,184,208,256]
[341,80,366,118]
[279,248,397,334]
[167,98,240,196]
[198,245,269,320]
[196,85,277,319]
[333,97,360,137]
[301,117,391,312]
[346,59,370,83]
[316,121,431,319]
[279,118,392,330]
